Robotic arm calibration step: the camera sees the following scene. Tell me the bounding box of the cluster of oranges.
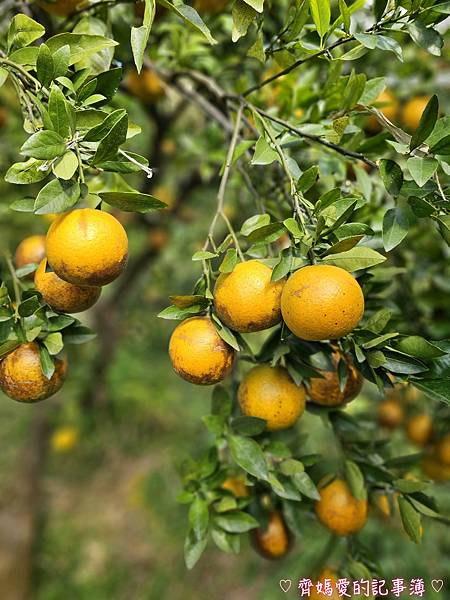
[368,90,430,132]
[0,209,129,403]
[169,261,365,430]
[378,385,450,482]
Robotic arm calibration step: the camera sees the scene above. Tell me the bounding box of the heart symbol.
[279,579,292,593]
[431,579,444,593]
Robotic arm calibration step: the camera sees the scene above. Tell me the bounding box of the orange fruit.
[214,260,285,332]
[372,491,397,520]
[315,478,368,536]
[222,476,249,498]
[435,433,450,466]
[35,259,101,313]
[421,455,450,482]
[310,569,340,600]
[405,413,433,446]
[402,96,430,131]
[307,352,363,407]
[367,90,399,130]
[14,235,46,270]
[0,342,67,403]
[281,265,364,341]
[46,209,128,286]
[169,317,235,385]
[378,398,404,429]
[39,0,82,16]
[125,68,165,102]
[252,511,291,559]
[194,0,228,13]
[51,426,79,452]
[238,365,305,430]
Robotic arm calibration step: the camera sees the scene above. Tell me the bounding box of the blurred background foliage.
[0,0,450,598]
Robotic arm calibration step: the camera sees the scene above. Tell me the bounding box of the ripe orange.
[0,342,67,402]
[14,235,46,269]
[39,0,81,16]
[402,96,430,131]
[238,365,305,430]
[421,455,450,482]
[125,68,165,102]
[372,491,398,520]
[252,511,291,559]
[307,352,363,407]
[405,413,433,446]
[51,426,79,452]
[310,569,340,600]
[281,265,364,341]
[35,259,101,313]
[378,398,404,429]
[194,0,228,13]
[214,260,285,332]
[222,476,249,498]
[435,433,450,466]
[367,90,399,130]
[46,209,128,286]
[169,316,235,385]
[315,478,368,536]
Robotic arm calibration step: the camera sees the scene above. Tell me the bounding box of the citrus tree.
[1,0,450,589]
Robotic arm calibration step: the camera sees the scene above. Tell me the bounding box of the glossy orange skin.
[252,511,291,559]
[406,413,433,446]
[310,569,340,600]
[307,352,363,407]
[315,478,368,536]
[0,343,67,403]
[378,399,404,429]
[281,265,364,341]
[436,433,450,466]
[14,235,46,269]
[39,0,82,16]
[35,259,101,314]
[169,317,235,385]
[46,209,128,286]
[214,260,285,333]
[238,365,305,431]
[402,96,430,131]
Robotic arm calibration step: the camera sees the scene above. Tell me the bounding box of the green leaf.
[408,21,443,56]
[46,34,118,67]
[407,157,438,188]
[10,198,35,213]
[158,0,217,45]
[247,223,285,245]
[215,511,259,533]
[62,325,96,344]
[131,0,156,72]
[322,247,386,271]
[410,95,439,150]
[53,44,70,78]
[189,496,209,540]
[411,379,450,405]
[219,249,238,274]
[192,250,218,261]
[43,332,64,356]
[292,471,321,501]
[38,344,55,380]
[5,159,49,185]
[36,44,54,88]
[158,304,205,320]
[21,130,66,160]
[211,528,240,554]
[338,0,350,32]
[345,460,367,501]
[379,159,403,196]
[383,352,428,375]
[382,207,410,252]
[229,435,269,481]
[242,0,264,11]
[232,0,257,42]
[184,531,207,570]
[53,151,79,181]
[309,0,330,39]
[430,134,450,155]
[7,14,44,50]
[398,496,422,544]
[298,165,319,192]
[365,308,392,334]
[251,137,279,165]
[240,214,271,236]
[92,113,128,164]
[49,85,72,138]
[231,416,266,436]
[394,479,429,494]
[99,192,166,213]
[396,336,447,360]
[34,179,80,214]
